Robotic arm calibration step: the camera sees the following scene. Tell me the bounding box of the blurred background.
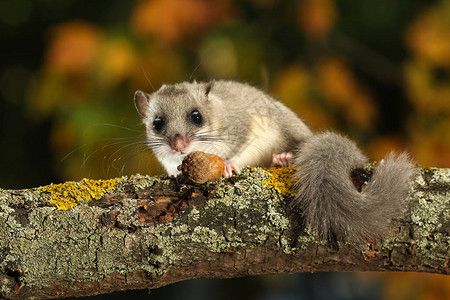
[0,0,449,299]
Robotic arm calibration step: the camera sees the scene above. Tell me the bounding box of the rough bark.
[0,167,449,299]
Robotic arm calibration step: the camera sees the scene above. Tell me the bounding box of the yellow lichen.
[262,167,298,196]
[39,178,120,210]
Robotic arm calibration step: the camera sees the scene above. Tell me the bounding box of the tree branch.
[0,167,449,299]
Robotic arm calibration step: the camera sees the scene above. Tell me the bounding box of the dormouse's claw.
[272,152,294,167]
[223,161,240,178]
[231,164,241,175]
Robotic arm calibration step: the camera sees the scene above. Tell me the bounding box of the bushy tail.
[291,132,415,244]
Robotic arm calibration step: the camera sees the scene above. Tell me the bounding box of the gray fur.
[292,132,415,243]
[135,80,415,244]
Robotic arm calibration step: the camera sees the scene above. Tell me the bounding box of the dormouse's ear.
[134,90,150,117]
[205,80,215,97]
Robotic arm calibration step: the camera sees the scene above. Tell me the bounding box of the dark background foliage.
[1,0,449,299]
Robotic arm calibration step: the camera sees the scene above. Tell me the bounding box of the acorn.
[177,151,224,184]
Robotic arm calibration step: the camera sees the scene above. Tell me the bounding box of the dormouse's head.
[134,81,215,156]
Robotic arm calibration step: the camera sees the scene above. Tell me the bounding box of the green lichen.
[427,167,450,184]
[120,173,159,191]
[407,168,450,261]
[39,178,120,210]
[0,275,15,295]
[125,166,300,274]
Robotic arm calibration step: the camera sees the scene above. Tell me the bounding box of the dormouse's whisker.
[82,123,142,136]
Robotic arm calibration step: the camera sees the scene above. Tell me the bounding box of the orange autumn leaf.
[298,0,336,39]
[406,3,450,67]
[45,21,102,74]
[97,38,138,90]
[271,65,333,129]
[317,58,378,129]
[404,60,450,114]
[131,0,232,43]
[346,93,378,130]
[317,58,355,105]
[271,65,310,105]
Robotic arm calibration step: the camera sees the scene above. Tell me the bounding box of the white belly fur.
[230,115,282,168]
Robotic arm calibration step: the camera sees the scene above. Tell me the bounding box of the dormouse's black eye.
[189,110,202,125]
[153,116,164,132]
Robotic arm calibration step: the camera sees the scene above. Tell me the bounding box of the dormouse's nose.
[170,134,191,153]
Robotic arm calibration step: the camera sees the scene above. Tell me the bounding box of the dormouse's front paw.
[272,152,294,167]
[223,161,240,178]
